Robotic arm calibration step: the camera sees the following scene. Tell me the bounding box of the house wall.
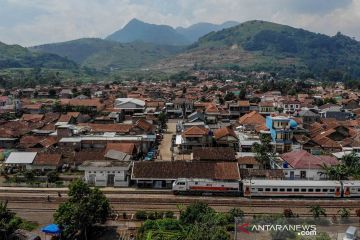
[83,167,129,187]
[283,168,326,181]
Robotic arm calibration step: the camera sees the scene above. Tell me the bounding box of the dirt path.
[157,122,176,160]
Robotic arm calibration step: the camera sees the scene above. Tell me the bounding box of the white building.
[79,160,131,187]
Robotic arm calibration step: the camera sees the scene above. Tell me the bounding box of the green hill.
[32,38,183,71]
[153,20,360,79]
[0,41,77,69]
[106,18,190,46]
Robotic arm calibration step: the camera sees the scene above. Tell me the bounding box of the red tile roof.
[182,126,209,136]
[214,127,238,140]
[281,150,338,169]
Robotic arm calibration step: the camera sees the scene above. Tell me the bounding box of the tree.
[309,205,326,218]
[158,112,167,130]
[0,200,36,239]
[54,179,110,239]
[227,208,244,223]
[320,164,348,180]
[224,92,236,101]
[252,134,274,169]
[238,88,246,100]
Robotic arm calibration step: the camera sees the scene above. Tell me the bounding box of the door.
[290,171,295,180]
[89,174,96,185]
[107,174,115,187]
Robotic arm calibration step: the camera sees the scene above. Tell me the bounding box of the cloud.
[0,0,358,46]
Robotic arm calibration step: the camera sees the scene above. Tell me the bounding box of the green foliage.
[138,202,231,240]
[321,152,360,180]
[252,134,274,169]
[227,208,244,223]
[33,38,183,72]
[193,20,360,79]
[0,200,37,238]
[309,205,327,218]
[135,210,148,220]
[54,179,110,239]
[0,41,77,70]
[158,112,167,129]
[47,171,59,183]
[224,92,236,101]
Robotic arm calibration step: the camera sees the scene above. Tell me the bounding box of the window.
[294,188,299,192]
[315,189,321,192]
[177,182,185,185]
[322,189,328,192]
[265,188,271,192]
[258,188,263,192]
[272,188,278,192]
[329,189,335,193]
[301,188,307,192]
[280,188,285,192]
[308,189,314,192]
[195,182,198,185]
[287,188,293,192]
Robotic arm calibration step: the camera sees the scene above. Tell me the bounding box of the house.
[205,104,220,124]
[131,161,240,188]
[59,89,73,99]
[281,100,301,114]
[79,160,131,187]
[5,152,37,169]
[342,99,359,110]
[228,100,250,118]
[266,115,298,153]
[320,110,352,120]
[237,156,261,170]
[60,99,105,112]
[29,153,62,171]
[114,98,145,116]
[298,110,320,129]
[179,126,211,152]
[279,150,339,180]
[191,147,236,162]
[187,111,205,123]
[258,101,276,116]
[214,126,238,150]
[238,111,266,132]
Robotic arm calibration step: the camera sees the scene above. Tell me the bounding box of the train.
[172,178,360,198]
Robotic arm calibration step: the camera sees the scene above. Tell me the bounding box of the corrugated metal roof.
[5,152,37,164]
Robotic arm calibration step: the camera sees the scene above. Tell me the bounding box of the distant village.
[0,73,359,189]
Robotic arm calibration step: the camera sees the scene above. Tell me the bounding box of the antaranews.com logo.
[236,222,317,238]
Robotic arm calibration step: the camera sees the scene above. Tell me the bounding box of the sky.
[0,0,359,46]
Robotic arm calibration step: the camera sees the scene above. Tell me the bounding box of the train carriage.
[172,178,240,195]
[342,181,360,198]
[242,180,342,198]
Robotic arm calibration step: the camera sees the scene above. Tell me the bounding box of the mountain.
[176,21,239,43]
[153,20,360,79]
[0,41,77,70]
[106,18,190,46]
[31,38,183,71]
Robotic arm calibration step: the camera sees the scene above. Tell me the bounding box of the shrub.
[135,210,147,220]
[47,171,59,183]
[283,208,294,218]
[164,211,175,219]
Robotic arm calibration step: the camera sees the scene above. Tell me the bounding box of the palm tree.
[310,205,326,218]
[320,164,348,180]
[342,152,360,176]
